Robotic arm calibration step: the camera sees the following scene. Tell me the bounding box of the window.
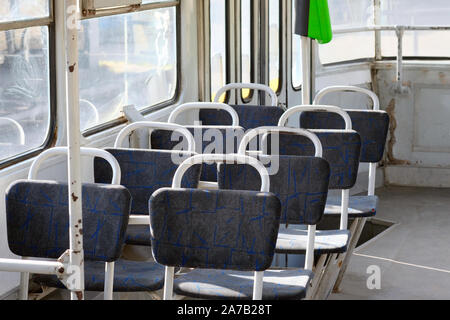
[269,0,281,94]
[380,0,450,58]
[291,0,303,89]
[0,0,52,164]
[241,0,252,100]
[79,6,178,131]
[210,0,227,102]
[319,0,374,64]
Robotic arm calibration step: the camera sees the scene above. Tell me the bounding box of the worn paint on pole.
[65,0,85,300]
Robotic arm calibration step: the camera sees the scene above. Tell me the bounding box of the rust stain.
[69,63,76,73]
[57,267,65,274]
[386,99,411,165]
[79,228,83,235]
[71,193,79,202]
[75,291,83,300]
[439,72,447,84]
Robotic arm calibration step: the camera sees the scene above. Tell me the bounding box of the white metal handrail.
[314,86,380,111]
[114,121,196,153]
[238,126,323,158]
[279,105,353,130]
[168,102,240,127]
[214,83,279,107]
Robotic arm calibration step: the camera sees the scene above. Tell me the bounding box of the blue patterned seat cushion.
[264,130,361,190]
[124,225,151,246]
[151,128,242,182]
[174,268,312,300]
[150,188,281,271]
[299,110,389,163]
[218,155,330,225]
[6,180,131,262]
[276,226,351,254]
[94,149,201,216]
[324,195,378,218]
[34,259,165,292]
[199,105,285,131]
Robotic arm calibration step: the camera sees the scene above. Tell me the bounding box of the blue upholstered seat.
[5,180,165,293]
[173,269,312,300]
[199,105,285,131]
[94,149,202,246]
[324,195,378,218]
[34,259,165,292]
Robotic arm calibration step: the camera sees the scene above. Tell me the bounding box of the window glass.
[380,0,450,26]
[78,7,177,131]
[269,0,280,93]
[241,0,252,99]
[319,0,374,64]
[0,0,50,23]
[0,26,50,162]
[210,0,227,102]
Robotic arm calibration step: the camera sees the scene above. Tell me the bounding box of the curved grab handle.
[172,154,270,192]
[29,147,122,185]
[238,126,323,158]
[115,121,196,152]
[313,86,380,111]
[168,102,240,127]
[0,117,25,145]
[279,105,353,130]
[214,83,279,107]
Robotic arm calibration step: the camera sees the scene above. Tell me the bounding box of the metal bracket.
[56,250,82,292]
[393,26,411,95]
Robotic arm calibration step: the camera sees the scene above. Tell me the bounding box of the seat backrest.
[94,149,201,215]
[151,128,243,182]
[199,105,285,131]
[218,155,330,225]
[150,188,281,271]
[299,110,389,163]
[6,180,131,262]
[264,131,361,190]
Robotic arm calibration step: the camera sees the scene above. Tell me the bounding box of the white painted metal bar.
[18,258,29,300]
[301,37,311,104]
[253,271,264,300]
[313,86,380,111]
[214,83,279,107]
[333,25,450,34]
[65,0,85,301]
[0,259,65,275]
[29,147,122,186]
[340,189,350,230]
[163,267,175,300]
[114,121,196,152]
[81,0,179,19]
[304,225,316,271]
[278,105,353,130]
[173,154,270,192]
[168,102,240,127]
[104,262,115,300]
[237,126,323,158]
[368,162,377,196]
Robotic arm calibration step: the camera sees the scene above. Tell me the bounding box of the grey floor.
[330,186,450,300]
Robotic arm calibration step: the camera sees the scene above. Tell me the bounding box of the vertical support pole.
[65,0,85,300]
[18,258,29,300]
[368,162,377,196]
[301,36,311,104]
[395,26,404,92]
[104,262,115,300]
[374,0,381,60]
[163,267,175,300]
[253,271,264,300]
[305,225,316,271]
[340,189,350,230]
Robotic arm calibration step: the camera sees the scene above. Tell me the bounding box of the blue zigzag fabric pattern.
[6,180,131,262]
[218,155,330,225]
[299,110,389,163]
[265,131,361,190]
[150,188,281,271]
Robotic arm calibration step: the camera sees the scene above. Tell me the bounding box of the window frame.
[268,0,282,95]
[0,0,57,170]
[81,1,181,136]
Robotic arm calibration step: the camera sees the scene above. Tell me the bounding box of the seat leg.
[164,267,175,300]
[253,271,264,300]
[333,217,367,292]
[104,262,115,300]
[19,257,29,301]
[305,254,327,300]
